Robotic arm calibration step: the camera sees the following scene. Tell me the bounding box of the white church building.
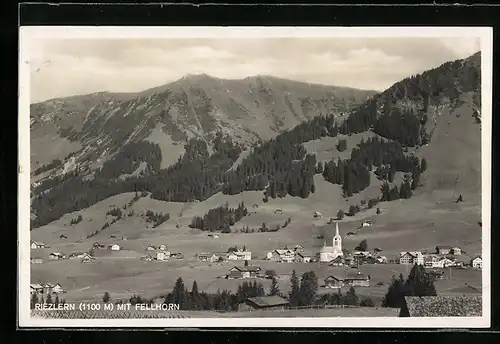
[319,222,343,262]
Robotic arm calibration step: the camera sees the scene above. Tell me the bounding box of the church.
[319,222,343,262]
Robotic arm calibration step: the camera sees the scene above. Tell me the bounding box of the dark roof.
[401,296,482,317]
[345,272,369,280]
[246,296,289,307]
[437,245,453,249]
[246,266,261,272]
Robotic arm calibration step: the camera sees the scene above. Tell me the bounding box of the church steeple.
[335,222,340,237]
[333,222,342,250]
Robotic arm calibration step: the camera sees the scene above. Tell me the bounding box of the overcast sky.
[29,37,480,103]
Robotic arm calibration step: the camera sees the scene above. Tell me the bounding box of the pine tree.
[355,239,368,252]
[343,286,359,306]
[420,158,427,173]
[244,260,249,267]
[46,292,53,304]
[406,264,437,297]
[103,292,111,303]
[299,271,319,306]
[54,295,59,307]
[171,277,187,309]
[191,280,201,310]
[30,293,39,309]
[269,277,280,296]
[289,270,301,307]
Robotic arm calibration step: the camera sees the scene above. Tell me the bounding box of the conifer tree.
[46,292,52,304]
[299,271,319,306]
[289,270,301,307]
[269,277,280,296]
[343,286,359,306]
[103,292,111,303]
[30,293,39,309]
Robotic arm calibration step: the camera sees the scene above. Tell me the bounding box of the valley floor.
[29,177,483,307]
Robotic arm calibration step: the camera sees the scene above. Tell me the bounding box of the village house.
[198,253,219,263]
[156,251,169,261]
[59,234,67,239]
[93,242,105,250]
[49,252,65,260]
[329,256,344,266]
[227,266,250,279]
[207,233,220,239]
[361,220,372,227]
[294,252,311,263]
[146,245,157,251]
[142,254,153,261]
[267,249,295,263]
[427,270,445,281]
[375,256,388,264]
[30,241,46,249]
[242,296,289,311]
[170,252,184,259]
[325,272,370,288]
[436,245,453,255]
[433,257,455,268]
[471,256,482,269]
[51,283,65,294]
[344,272,371,287]
[108,244,121,251]
[424,254,440,267]
[324,276,344,288]
[227,266,261,279]
[158,244,167,251]
[30,258,43,264]
[227,251,252,261]
[293,244,304,252]
[43,283,55,294]
[399,251,424,265]
[451,247,462,255]
[30,283,44,295]
[81,254,95,263]
[69,252,87,260]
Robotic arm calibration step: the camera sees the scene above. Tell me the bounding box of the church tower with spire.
[319,222,343,262]
[333,222,342,252]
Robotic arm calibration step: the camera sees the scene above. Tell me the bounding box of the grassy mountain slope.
[30,75,375,173]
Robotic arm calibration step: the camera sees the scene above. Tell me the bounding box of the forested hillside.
[30,52,481,230]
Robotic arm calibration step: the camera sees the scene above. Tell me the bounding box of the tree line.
[189,202,248,232]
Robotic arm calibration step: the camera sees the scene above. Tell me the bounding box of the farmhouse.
[433,257,455,268]
[59,234,67,239]
[451,247,462,255]
[156,251,169,261]
[170,252,184,259]
[227,266,261,279]
[227,266,250,279]
[142,254,153,261]
[30,283,43,295]
[51,283,65,294]
[158,244,168,251]
[146,245,157,251]
[436,245,452,255]
[227,251,251,261]
[267,249,295,263]
[108,244,121,251]
[81,254,95,263]
[324,276,344,289]
[30,258,43,264]
[399,296,482,317]
[30,241,46,249]
[313,211,323,218]
[399,251,424,265]
[49,252,65,260]
[243,296,289,311]
[376,256,388,264]
[471,256,482,269]
[69,252,88,260]
[198,253,218,263]
[93,242,105,250]
[294,252,311,263]
[325,272,370,288]
[361,220,372,227]
[344,272,370,287]
[427,270,445,280]
[208,233,220,239]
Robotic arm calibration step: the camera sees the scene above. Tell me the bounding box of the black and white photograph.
[18,26,492,328]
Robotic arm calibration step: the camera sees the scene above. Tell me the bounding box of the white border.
[18,26,493,328]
